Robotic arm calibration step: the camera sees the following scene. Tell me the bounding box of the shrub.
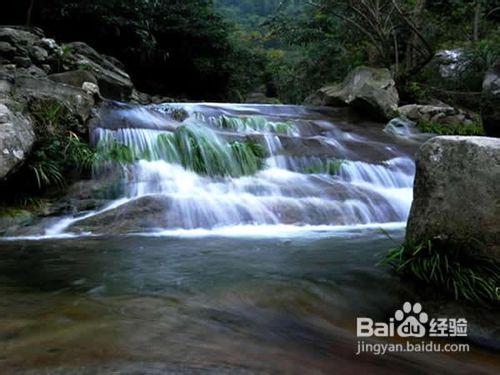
[25,100,95,189]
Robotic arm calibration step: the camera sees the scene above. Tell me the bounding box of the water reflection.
[0,229,498,373]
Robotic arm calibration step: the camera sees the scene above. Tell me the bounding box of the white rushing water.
[42,103,417,237]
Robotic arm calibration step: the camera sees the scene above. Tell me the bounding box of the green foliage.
[170,126,266,177]
[93,140,137,167]
[406,82,432,103]
[25,100,95,190]
[97,126,267,178]
[65,132,95,170]
[384,239,500,304]
[215,115,296,134]
[29,158,64,189]
[19,0,261,100]
[229,140,266,176]
[418,119,485,136]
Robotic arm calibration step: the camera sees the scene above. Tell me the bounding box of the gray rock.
[406,136,500,258]
[69,195,172,234]
[426,49,470,79]
[30,45,49,63]
[130,89,152,105]
[36,38,60,53]
[65,42,134,101]
[13,76,95,128]
[398,104,477,131]
[306,66,399,120]
[0,27,38,47]
[82,82,100,98]
[384,117,418,137]
[49,70,98,89]
[17,64,48,79]
[0,103,35,179]
[0,41,16,57]
[13,56,31,68]
[0,209,35,236]
[482,61,500,137]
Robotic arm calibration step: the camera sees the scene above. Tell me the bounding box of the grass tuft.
[383,238,500,304]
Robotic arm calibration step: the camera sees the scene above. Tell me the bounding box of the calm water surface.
[0,228,498,374]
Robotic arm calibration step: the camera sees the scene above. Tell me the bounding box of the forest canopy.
[2,0,500,103]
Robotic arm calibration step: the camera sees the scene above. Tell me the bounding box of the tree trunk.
[26,0,35,27]
[405,0,426,71]
[473,2,481,42]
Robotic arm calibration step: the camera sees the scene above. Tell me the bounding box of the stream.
[0,104,498,373]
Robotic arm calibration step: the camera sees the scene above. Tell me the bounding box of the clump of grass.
[97,126,267,178]
[230,140,266,176]
[418,119,485,136]
[304,159,346,175]
[170,126,266,177]
[18,100,95,190]
[215,115,296,135]
[93,140,137,166]
[383,238,500,304]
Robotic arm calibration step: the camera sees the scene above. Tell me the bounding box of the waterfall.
[46,103,418,235]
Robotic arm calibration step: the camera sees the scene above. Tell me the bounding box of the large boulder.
[64,42,134,101]
[0,27,53,75]
[306,66,399,120]
[0,26,135,101]
[49,69,98,88]
[482,61,500,137]
[13,76,95,129]
[423,49,470,80]
[406,136,500,257]
[0,103,35,179]
[68,195,171,234]
[0,27,40,49]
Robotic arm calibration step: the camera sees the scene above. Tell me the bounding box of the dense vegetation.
[3,0,261,100]
[3,1,499,103]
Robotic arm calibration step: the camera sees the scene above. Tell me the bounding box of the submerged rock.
[69,196,171,234]
[306,66,399,120]
[384,117,418,137]
[407,136,500,257]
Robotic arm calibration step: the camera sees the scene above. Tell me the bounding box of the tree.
[26,0,35,26]
[4,0,259,100]
[303,0,434,82]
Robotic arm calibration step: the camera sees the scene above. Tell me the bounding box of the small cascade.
[46,103,421,235]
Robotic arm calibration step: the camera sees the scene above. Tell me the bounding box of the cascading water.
[45,103,419,236]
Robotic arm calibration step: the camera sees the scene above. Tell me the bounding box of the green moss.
[383,238,499,304]
[0,207,31,217]
[418,119,485,136]
[96,126,267,178]
[304,159,346,175]
[215,115,296,135]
